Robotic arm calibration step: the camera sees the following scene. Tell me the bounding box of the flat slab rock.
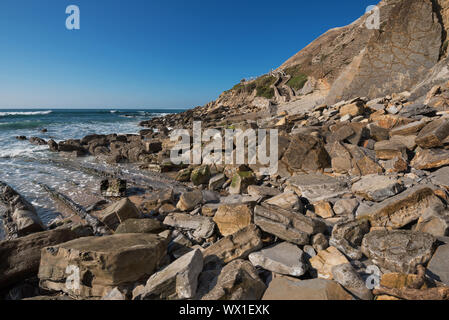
[427,244,449,286]
[361,230,436,274]
[248,242,307,277]
[38,233,168,298]
[351,174,404,202]
[288,173,349,202]
[163,213,215,239]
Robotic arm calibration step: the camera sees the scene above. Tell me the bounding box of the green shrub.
[286,74,308,90]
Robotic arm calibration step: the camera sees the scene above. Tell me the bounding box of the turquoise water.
[0,109,183,227]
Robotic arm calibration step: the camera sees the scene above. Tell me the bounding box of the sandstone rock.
[11,209,44,237]
[198,259,266,300]
[374,140,407,160]
[430,166,449,190]
[38,233,168,298]
[191,165,211,186]
[163,213,215,239]
[351,174,405,202]
[361,230,436,273]
[309,246,349,280]
[415,118,449,148]
[262,275,352,300]
[203,224,262,265]
[390,120,428,136]
[312,201,334,219]
[339,102,365,117]
[115,218,165,234]
[133,249,203,300]
[331,263,373,300]
[213,204,252,236]
[411,148,449,170]
[380,273,427,290]
[248,242,307,277]
[357,185,442,229]
[254,204,326,245]
[100,198,142,230]
[288,173,349,202]
[264,192,302,211]
[312,233,329,252]
[176,190,203,211]
[0,226,93,289]
[247,185,281,198]
[330,219,370,260]
[380,156,409,173]
[333,198,359,216]
[427,244,449,286]
[415,204,449,237]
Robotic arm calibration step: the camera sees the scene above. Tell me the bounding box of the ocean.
[0,109,183,235]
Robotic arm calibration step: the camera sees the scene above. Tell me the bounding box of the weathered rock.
[191,165,211,186]
[102,287,126,300]
[254,204,326,245]
[351,174,405,202]
[312,201,334,219]
[176,190,203,211]
[264,192,302,211]
[99,198,142,230]
[374,140,407,160]
[262,275,352,300]
[361,230,436,273]
[115,218,165,234]
[145,141,162,153]
[415,118,449,148]
[380,272,427,290]
[198,259,266,300]
[430,166,449,190]
[208,173,226,191]
[415,204,449,237]
[411,148,449,170]
[213,204,252,236]
[229,171,256,195]
[427,244,449,286]
[38,233,168,298]
[330,219,370,260]
[100,179,126,197]
[48,139,58,152]
[288,173,349,202]
[333,198,359,216]
[247,185,281,198]
[390,120,428,136]
[0,226,93,289]
[29,137,46,145]
[331,263,373,300]
[380,156,409,173]
[309,246,349,280]
[312,233,329,252]
[339,102,365,117]
[133,249,203,300]
[248,242,307,277]
[203,224,262,265]
[176,168,192,182]
[357,185,442,229]
[163,213,215,239]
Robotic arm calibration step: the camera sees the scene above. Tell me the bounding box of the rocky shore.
[2,0,449,301]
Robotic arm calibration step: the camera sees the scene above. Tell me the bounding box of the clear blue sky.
[0,0,375,109]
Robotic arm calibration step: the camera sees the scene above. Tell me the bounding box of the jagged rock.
[361,230,436,273]
[191,165,211,186]
[248,242,307,277]
[411,148,449,170]
[213,204,252,236]
[29,137,46,145]
[427,244,449,286]
[48,139,58,152]
[415,118,449,148]
[333,198,359,216]
[198,259,266,300]
[288,173,349,202]
[133,249,203,300]
[247,185,281,198]
[309,246,349,280]
[339,102,365,118]
[0,226,93,289]
[176,190,203,211]
[330,219,370,260]
[357,185,442,229]
[264,192,302,211]
[203,224,262,265]
[374,140,407,160]
[312,233,329,252]
[99,198,142,230]
[416,204,449,237]
[331,263,373,300]
[229,171,256,194]
[282,134,331,172]
[380,156,409,173]
[115,218,165,234]
[38,233,168,298]
[312,201,334,219]
[262,275,352,300]
[163,213,215,239]
[368,124,390,141]
[254,204,326,245]
[208,173,226,190]
[351,174,405,202]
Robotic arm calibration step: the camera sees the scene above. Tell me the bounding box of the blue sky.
[0,0,375,109]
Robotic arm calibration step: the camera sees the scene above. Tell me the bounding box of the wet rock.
[262,275,353,300]
[48,139,58,152]
[264,192,302,211]
[100,179,126,197]
[213,204,252,236]
[115,218,165,234]
[331,263,373,300]
[415,118,449,148]
[361,230,436,273]
[411,148,449,170]
[249,242,307,277]
[198,259,266,300]
[203,225,262,265]
[133,249,203,300]
[99,198,142,230]
[309,246,349,280]
[330,219,370,260]
[176,190,203,211]
[427,244,449,286]
[357,185,442,229]
[163,213,215,239]
[29,137,46,146]
[288,173,349,202]
[191,165,211,186]
[38,233,168,298]
[351,174,405,202]
[254,204,326,245]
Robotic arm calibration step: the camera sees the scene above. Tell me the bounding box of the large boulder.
[330,219,370,260]
[411,148,449,170]
[213,204,252,236]
[38,233,168,298]
[415,118,449,148]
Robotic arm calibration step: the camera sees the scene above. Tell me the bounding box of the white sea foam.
[0,110,53,117]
